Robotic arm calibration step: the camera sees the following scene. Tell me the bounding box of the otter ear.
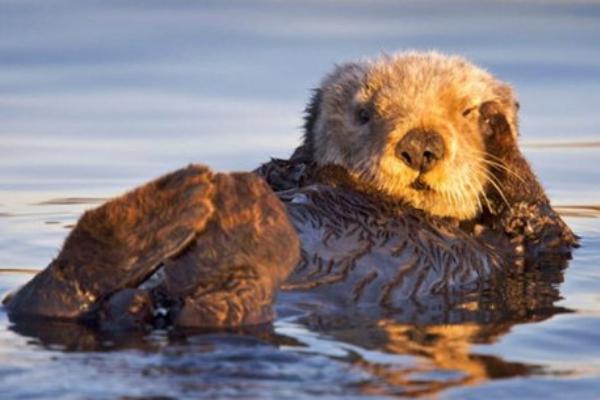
[302,88,322,154]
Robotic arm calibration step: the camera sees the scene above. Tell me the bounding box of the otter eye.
[462,106,477,117]
[355,108,371,125]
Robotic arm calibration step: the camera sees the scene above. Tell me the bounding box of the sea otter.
[4,52,577,330]
[258,52,576,310]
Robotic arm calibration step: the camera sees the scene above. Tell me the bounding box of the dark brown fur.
[153,173,300,328]
[475,101,578,257]
[279,177,505,308]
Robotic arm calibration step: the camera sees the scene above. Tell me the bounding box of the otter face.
[306,52,520,220]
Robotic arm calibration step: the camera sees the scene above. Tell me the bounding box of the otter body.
[4,52,576,330]
[280,179,502,307]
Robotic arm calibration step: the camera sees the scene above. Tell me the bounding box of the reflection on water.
[291,259,570,397]
[34,197,107,206]
[4,318,543,397]
[3,252,572,398]
[556,205,600,219]
[523,141,600,149]
[1,0,600,399]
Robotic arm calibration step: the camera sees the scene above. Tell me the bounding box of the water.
[1,1,599,398]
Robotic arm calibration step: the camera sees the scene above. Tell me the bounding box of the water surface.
[1,1,599,398]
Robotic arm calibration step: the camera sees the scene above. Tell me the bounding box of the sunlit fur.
[311,51,520,220]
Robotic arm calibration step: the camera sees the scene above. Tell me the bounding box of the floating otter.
[4,52,577,330]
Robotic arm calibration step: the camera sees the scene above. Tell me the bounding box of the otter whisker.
[479,187,494,214]
[462,152,526,206]
[477,165,508,199]
[475,181,490,213]
[452,163,481,214]
[464,170,484,213]
[455,172,468,211]
[442,190,453,214]
[451,187,465,215]
[464,173,483,214]
[472,166,510,210]
[477,158,526,184]
[466,148,507,163]
[465,149,526,184]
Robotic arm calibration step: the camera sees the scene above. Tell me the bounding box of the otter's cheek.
[383,138,412,175]
[423,162,448,189]
[315,123,348,166]
[377,156,416,194]
[349,137,377,169]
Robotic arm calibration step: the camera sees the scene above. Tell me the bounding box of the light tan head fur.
[305,51,520,220]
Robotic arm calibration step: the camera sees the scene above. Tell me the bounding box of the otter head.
[304,52,520,220]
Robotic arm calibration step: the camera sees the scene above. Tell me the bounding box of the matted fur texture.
[305,51,521,220]
[7,165,215,320]
[153,172,301,328]
[6,166,301,328]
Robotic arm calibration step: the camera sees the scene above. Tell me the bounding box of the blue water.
[1,1,599,398]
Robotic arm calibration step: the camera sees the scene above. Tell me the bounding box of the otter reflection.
[288,255,570,397]
[9,253,570,397]
[344,322,538,397]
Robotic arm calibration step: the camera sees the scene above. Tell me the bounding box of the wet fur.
[6,165,215,320]
[6,166,301,328]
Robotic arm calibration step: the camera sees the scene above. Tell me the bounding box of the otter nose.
[395,129,445,173]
